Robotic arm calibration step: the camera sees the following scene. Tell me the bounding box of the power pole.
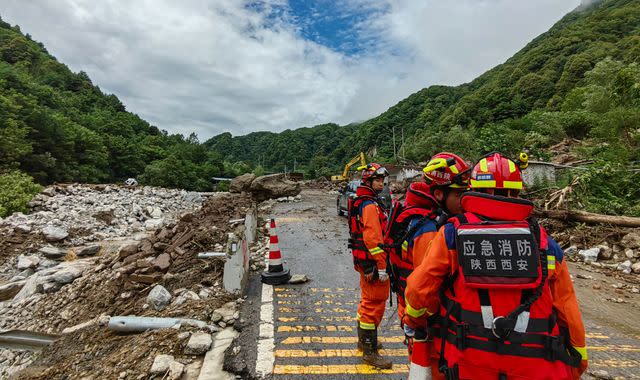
[392,125,397,162]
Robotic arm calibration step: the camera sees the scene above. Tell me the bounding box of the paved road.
[241,189,640,379]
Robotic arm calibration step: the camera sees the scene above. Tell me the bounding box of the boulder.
[149,354,174,375]
[621,232,640,249]
[147,285,172,311]
[618,260,632,274]
[184,332,212,355]
[17,255,40,270]
[167,361,185,380]
[578,248,600,263]
[249,174,301,201]
[51,265,84,284]
[229,173,256,193]
[118,242,140,259]
[39,246,67,259]
[0,280,26,301]
[152,253,171,271]
[12,274,40,302]
[77,245,101,257]
[597,244,613,260]
[42,226,68,242]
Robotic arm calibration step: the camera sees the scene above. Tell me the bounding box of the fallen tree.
[534,209,640,228]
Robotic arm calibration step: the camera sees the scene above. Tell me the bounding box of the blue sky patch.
[247,0,390,56]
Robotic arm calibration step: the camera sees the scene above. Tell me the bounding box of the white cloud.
[0,0,579,139]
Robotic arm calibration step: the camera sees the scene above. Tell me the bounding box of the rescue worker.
[348,163,392,369]
[386,153,469,380]
[403,152,588,380]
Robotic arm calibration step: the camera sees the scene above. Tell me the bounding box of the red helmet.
[360,163,388,182]
[423,152,470,189]
[469,152,524,191]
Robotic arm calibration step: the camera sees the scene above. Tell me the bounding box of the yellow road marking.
[281,336,405,344]
[277,316,356,323]
[278,307,352,313]
[586,333,609,339]
[275,348,407,358]
[277,325,402,332]
[274,364,409,375]
[588,345,640,352]
[277,300,355,306]
[277,217,306,222]
[590,359,640,368]
[276,293,351,299]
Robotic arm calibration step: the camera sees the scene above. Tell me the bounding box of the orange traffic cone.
[408,335,432,380]
[261,218,291,285]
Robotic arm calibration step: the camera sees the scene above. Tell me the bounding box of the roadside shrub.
[0,170,42,217]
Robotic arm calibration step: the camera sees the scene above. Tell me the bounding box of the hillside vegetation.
[0,16,245,216]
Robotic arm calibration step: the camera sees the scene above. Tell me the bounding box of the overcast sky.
[0,0,580,139]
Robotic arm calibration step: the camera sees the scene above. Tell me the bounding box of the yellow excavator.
[331,152,366,183]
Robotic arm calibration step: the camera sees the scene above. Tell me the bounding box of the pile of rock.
[568,232,640,274]
[0,184,207,247]
[230,173,301,201]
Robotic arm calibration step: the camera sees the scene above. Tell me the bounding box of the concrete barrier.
[222,207,255,294]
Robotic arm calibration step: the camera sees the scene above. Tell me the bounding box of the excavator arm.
[332,152,366,182]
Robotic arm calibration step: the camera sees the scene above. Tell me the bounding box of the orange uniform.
[356,197,390,329]
[404,193,588,379]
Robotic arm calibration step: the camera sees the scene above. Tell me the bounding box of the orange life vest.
[348,185,387,269]
[435,193,581,380]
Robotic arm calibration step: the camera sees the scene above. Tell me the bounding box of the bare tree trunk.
[534,209,640,227]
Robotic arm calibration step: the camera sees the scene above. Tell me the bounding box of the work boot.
[361,328,392,369]
[357,324,383,351]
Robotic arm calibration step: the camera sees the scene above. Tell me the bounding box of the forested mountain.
[211,0,639,166]
[207,0,639,215]
[0,15,230,198]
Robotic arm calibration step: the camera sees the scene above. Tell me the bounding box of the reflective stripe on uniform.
[406,302,431,318]
[503,180,523,189]
[402,241,409,251]
[369,246,384,255]
[479,158,488,172]
[574,346,588,360]
[508,160,516,173]
[547,255,556,270]
[469,179,496,188]
[408,362,432,380]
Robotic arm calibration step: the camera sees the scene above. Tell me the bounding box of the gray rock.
[578,247,600,263]
[564,246,578,256]
[77,245,101,256]
[42,226,68,242]
[52,266,84,284]
[118,243,139,259]
[621,232,640,249]
[618,260,632,274]
[17,255,40,270]
[632,262,640,274]
[152,253,171,271]
[149,354,174,375]
[214,302,237,323]
[0,280,26,301]
[39,246,67,259]
[597,244,613,260]
[12,274,40,302]
[210,312,223,323]
[167,361,185,380]
[184,332,212,355]
[625,249,635,259]
[248,173,301,202]
[15,224,32,233]
[147,285,172,311]
[289,274,309,284]
[37,258,59,269]
[145,218,164,230]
